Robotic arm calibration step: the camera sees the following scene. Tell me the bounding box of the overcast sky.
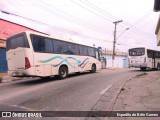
[0,0,159,51]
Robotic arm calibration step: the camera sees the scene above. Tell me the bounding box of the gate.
[0,48,8,72]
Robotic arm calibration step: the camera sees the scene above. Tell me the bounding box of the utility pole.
[112,20,123,68]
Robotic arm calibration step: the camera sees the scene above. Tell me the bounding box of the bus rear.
[128,47,147,70]
[6,32,34,77]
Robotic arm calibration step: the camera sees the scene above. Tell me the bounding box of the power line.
[131,9,152,27]
[79,0,155,37]
[70,0,113,22]
[0,9,115,43]
[135,12,156,29]
[0,9,144,48]
[31,0,111,34]
[84,0,119,20]
[38,0,155,42]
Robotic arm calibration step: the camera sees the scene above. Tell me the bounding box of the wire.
[70,0,113,22]
[84,0,119,20]
[79,0,155,37]
[37,0,154,44]
[132,9,152,26]
[0,9,152,48]
[31,0,111,34]
[0,9,115,43]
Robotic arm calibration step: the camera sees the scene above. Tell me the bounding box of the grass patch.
[136,72,148,77]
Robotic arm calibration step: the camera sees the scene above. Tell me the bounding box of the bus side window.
[31,35,45,52]
[88,47,96,58]
[67,43,79,55]
[147,50,153,58]
[79,45,88,56]
[54,40,68,54]
[44,38,54,53]
[31,35,54,53]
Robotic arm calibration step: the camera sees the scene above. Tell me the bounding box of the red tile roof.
[0,19,44,40]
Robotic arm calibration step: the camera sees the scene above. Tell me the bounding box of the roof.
[0,19,46,40]
[8,31,96,48]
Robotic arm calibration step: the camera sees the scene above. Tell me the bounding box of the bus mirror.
[98,49,102,57]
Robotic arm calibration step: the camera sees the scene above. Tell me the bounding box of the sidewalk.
[0,73,20,83]
[109,70,160,120]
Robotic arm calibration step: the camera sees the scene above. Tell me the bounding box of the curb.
[105,78,132,120]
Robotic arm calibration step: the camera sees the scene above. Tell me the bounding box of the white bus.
[128,47,160,70]
[6,31,101,79]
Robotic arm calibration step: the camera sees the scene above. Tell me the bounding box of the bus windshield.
[6,34,29,51]
[129,48,145,56]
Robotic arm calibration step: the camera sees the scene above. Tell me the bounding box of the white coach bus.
[6,31,101,79]
[128,47,160,70]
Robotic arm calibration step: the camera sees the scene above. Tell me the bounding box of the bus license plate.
[12,72,19,76]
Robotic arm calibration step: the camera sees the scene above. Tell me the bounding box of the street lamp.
[112,20,123,68]
[116,28,129,40]
[112,25,129,68]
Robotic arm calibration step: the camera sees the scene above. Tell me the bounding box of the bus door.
[147,50,155,68]
[152,52,156,68]
[153,51,159,69]
[152,51,159,68]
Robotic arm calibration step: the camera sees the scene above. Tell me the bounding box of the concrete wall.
[105,55,128,68]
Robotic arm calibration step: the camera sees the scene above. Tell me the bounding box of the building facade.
[155,16,160,46]
[0,19,43,72]
[102,49,128,68]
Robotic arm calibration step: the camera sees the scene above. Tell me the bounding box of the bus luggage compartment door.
[35,65,51,77]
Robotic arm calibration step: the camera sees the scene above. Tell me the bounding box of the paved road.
[0,68,144,119]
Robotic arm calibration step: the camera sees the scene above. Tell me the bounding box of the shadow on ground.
[14,71,98,86]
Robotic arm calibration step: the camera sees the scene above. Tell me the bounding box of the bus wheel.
[59,66,68,79]
[140,67,146,71]
[90,64,96,73]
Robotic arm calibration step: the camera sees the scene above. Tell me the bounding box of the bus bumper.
[129,63,147,68]
[8,67,35,77]
[8,71,25,77]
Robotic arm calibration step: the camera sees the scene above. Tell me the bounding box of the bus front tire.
[58,66,68,79]
[90,64,96,73]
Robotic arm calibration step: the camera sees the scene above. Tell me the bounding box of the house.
[101,49,128,68]
[155,16,160,46]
